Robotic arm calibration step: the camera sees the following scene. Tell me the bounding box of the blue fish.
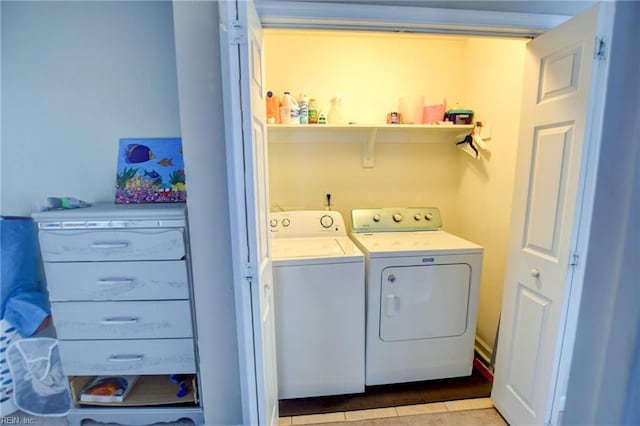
[144,170,160,179]
[125,144,155,164]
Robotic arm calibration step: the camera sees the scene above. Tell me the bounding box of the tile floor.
[279,397,496,425]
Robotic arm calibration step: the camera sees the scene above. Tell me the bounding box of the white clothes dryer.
[270,210,365,399]
[349,207,483,386]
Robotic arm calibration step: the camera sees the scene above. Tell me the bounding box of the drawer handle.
[108,354,144,362]
[100,317,139,325]
[90,242,130,249]
[96,278,134,286]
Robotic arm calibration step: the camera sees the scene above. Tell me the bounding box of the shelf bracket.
[363,128,377,168]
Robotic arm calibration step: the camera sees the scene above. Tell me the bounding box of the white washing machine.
[270,210,365,399]
[349,207,483,386]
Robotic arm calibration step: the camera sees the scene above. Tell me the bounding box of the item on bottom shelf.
[80,375,139,403]
[386,111,400,124]
[318,111,327,124]
[169,374,190,398]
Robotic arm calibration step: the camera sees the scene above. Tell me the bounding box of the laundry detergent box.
[115,137,186,204]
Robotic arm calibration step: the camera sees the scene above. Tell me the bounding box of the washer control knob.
[414,214,422,221]
[393,213,403,223]
[387,274,396,283]
[425,212,434,221]
[269,219,278,227]
[282,219,291,227]
[320,215,334,228]
[373,214,381,222]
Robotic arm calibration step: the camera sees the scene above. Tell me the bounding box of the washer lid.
[272,236,363,263]
[350,230,483,257]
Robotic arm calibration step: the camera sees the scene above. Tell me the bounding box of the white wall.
[173,2,242,424]
[265,29,525,352]
[2,2,243,424]
[1,1,180,216]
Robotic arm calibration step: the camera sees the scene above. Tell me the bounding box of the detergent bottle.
[308,98,319,124]
[298,93,309,124]
[266,91,280,124]
[281,92,299,124]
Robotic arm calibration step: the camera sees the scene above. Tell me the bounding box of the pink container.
[423,100,446,124]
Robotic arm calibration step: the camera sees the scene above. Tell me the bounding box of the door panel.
[538,45,582,102]
[524,124,574,259]
[492,4,603,425]
[380,264,471,341]
[505,284,550,415]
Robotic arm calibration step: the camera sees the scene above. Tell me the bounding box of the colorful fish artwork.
[125,144,155,164]
[116,138,186,204]
[157,157,174,167]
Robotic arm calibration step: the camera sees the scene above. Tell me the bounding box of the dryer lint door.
[380,264,471,342]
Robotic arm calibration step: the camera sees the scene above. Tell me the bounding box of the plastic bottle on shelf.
[266,91,280,124]
[281,92,299,124]
[308,98,319,124]
[327,95,346,124]
[298,93,309,124]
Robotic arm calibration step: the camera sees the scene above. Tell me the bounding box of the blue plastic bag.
[1,217,51,337]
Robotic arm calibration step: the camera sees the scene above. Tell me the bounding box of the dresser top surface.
[32,202,186,227]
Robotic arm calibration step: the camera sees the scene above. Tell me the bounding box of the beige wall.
[264,29,526,353]
[454,38,526,354]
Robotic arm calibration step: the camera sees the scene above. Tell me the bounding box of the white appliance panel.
[352,230,482,257]
[271,237,344,258]
[380,264,471,342]
[274,259,364,398]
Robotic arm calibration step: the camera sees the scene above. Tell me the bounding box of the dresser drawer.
[58,338,196,375]
[39,228,185,262]
[45,260,189,302]
[52,300,193,340]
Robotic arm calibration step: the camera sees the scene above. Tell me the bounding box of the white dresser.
[32,202,204,426]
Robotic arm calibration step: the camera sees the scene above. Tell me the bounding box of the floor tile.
[445,397,494,412]
[395,401,449,416]
[291,412,346,425]
[279,416,293,425]
[344,407,398,421]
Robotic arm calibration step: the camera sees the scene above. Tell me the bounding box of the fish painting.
[116,137,186,204]
[157,157,174,167]
[125,144,155,164]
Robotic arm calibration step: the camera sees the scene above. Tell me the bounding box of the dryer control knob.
[425,212,433,221]
[320,215,334,228]
[393,213,403,223]
[414,214,422,221]
[373,214,381,222]
[282,219,291,227]
[269,219,278,227]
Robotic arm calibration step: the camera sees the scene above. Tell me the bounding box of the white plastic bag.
[7,337,70,416]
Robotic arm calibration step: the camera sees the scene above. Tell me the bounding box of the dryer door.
[380,264,471,342]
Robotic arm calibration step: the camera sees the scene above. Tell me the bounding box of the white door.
[492,4,612,425]
[218,1,279,425]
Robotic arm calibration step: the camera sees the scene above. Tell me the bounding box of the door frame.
[237,2,613,424]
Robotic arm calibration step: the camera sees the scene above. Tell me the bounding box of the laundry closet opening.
[263,28,528,414]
